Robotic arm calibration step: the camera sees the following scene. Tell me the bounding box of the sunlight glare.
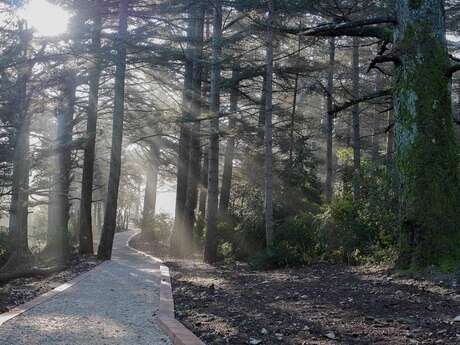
[18,0,70,36]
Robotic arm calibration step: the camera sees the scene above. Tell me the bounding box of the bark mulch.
[132,235,460,345]
[0,255,100,314]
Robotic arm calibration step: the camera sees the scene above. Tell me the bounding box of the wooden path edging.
[127,233,206,345]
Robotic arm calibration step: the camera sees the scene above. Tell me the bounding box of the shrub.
[317,161,399,265]
[251,213,317,269]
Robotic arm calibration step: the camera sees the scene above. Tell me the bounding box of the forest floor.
[0,255,100,314]
[131,234,460,345]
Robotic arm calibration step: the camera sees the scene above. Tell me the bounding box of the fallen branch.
[0,265,66,283]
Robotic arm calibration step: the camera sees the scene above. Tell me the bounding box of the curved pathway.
[0,231,172,345]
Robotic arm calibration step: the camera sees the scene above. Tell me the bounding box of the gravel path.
[0,231,172,345]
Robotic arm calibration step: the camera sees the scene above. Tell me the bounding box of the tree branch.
[329,89,392,116]
[447,64,460,77]
[284,17,396,40]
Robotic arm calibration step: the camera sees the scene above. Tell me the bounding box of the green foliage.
[317,162,399,265]
[251,213,316,269]
[142,213,173,243]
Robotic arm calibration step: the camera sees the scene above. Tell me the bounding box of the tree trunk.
[97,0,129,260]
[203,0,222,263]
[79,0,102,255]
[198,149,208,218]
[386,109,395,162]
[352,37,361,200]
[264,0,274,248]
[325,37,335,202]
[170,7,197,257]
[141,145,159,235]
[219,71,238,218]
[371,72,381,162]
[395,0,460,268]
[53,71,76,263]
[3,27,33,272]
[183,3,205,253]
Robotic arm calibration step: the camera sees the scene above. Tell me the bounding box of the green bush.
[142,213,173,243]
[251,213,317,269]
[317,161,399,265]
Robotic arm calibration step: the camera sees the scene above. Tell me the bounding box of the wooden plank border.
[127,233,206,345]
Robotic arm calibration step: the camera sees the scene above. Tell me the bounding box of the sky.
[18,0,70,36]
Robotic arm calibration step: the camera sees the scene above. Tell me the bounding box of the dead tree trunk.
[97,0,129,260]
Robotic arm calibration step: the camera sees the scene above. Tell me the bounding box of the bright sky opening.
[18,0,70,36]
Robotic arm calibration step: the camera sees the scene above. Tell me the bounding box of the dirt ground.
[131,234,460,345]
[0,255,100,314]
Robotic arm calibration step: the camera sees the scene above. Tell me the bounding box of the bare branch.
[329,89,393,116]
[284,17,396,40]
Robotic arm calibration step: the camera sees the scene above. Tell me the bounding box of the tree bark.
[79,0,102,255]
[325,37,335,202]
[141,145,159,235]
[371,72,381,162]
[198,149,208,218]
[203,0,222,264]
[97,0,129,260]
[352,36,361,200]
[53,71,76,263]
[264,0,274,248]
[3,27,33,271]
[218,71,238,218]
[395,0,460,268]
[183,3,205,253]
[170,6,197,257]
[386,108,395,162]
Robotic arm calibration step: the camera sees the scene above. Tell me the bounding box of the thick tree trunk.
[395,0,460,268]
[79,0,102,255]
[218,73,238,217]
[325,37,335,202]
[352,37,361,200]
[203,0,222,263]
[97,0,129,260]
[3,27,33,272]
[264,0,274,248]
[183,3,205,252]
[52,72,76,263]
[170,7,197,257]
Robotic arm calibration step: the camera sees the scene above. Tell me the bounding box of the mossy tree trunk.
[395,0,460,269]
